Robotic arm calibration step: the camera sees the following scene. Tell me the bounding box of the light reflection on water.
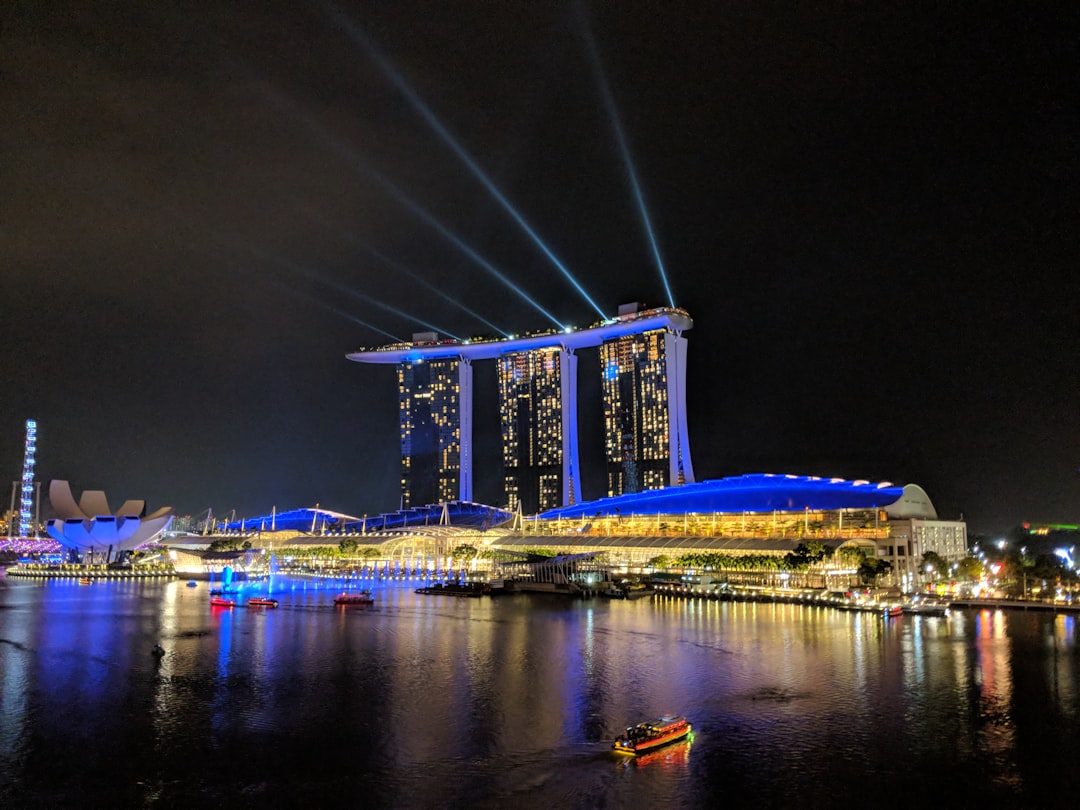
[1,574,1079,807]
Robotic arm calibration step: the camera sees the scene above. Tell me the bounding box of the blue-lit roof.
[223,507,361,533]
[340,501,513,532]
[538,474,905,519]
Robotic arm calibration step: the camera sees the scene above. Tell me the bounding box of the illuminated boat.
[334,591,374,606]
[210,595,237,607]
[613,715,692,755]
[247,597,279,608]
[884,605,904,617]
[78,577,93,585]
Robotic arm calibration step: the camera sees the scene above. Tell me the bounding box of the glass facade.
[497,348,577,514]
[601,329,681,497]
[397,359,471,508]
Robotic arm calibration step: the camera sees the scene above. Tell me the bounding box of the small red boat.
[885,605,904,617]
[78,577,93,585]
[614,715,692,756]
[210,595,237,607]
[334,591,374,606]
[247,597,279,608]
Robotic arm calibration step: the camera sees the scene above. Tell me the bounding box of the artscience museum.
[45,480,174,553]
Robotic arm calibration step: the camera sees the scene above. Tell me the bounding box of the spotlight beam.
[260,85,566,331]
[244,242,460,339]
[358,244,511,339]
[257,261,403,342]
[576,7,676,308]
[293,205,511,337]
[325,7,608,320]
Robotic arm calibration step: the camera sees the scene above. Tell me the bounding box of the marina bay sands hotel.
[347,304,694,514]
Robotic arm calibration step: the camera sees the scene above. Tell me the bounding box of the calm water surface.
[1,572,1079,808]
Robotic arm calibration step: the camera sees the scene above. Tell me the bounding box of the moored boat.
[334,591,374,606]
[247,597,279,608]
[210,595,237,607]
[613,715,692,755]
[415,581,489,597]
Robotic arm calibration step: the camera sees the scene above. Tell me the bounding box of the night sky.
[3,1,1077,536]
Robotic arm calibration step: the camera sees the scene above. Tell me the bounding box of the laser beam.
[259,84,566,331]
[243,242,460,339]
[576,6,676,308]
[324,6,607,320]
[248,257,403,342]
[293,205,511,337]
[356,245,511,339]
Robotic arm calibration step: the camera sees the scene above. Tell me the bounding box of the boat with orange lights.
[613,715,692,755]
[78,577,93,585]
[247,597,278,608]
[210,595,237,607]
[334,591,374,606]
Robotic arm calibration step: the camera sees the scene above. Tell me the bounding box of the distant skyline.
[3,1,1077,536]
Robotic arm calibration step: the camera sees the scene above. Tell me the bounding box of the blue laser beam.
[243,242,460,339]
[249,257,403,342]
[292,204,511,337]
[575,6,676,308]
[259,84,566,331]
[324,6,607,320]
[355,244,511,339]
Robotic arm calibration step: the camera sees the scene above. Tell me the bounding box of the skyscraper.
[497,348,580,514]
[347,306,692,513]
[396,349,472,508]
[600,315,693,496]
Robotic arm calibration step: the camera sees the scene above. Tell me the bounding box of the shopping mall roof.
[538,474,906,520]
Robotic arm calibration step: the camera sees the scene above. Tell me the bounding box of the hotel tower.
[348,305,693,513]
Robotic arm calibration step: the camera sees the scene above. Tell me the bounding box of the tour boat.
[613,715,692,755]
[885,604,904,617]
[334,591,374,606]
[78,577,93,585]
[210,595,237,607]
[247,597,279,608]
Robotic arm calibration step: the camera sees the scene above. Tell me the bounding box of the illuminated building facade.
[348,306,692,512]
[497,348,580,514]
[397,349,472,508]
[601,322,693,496]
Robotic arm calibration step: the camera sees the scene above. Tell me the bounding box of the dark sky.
[3,1,1077,536]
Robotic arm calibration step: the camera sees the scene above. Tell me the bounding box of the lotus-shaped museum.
[45,480,174,552]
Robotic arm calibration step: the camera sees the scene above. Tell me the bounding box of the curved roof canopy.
[46,480,173,551]
[222,507,362,533]
[538,473,905,520]
[340,501,513,532]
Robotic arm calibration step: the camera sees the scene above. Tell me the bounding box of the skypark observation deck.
[345,306,693,363]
